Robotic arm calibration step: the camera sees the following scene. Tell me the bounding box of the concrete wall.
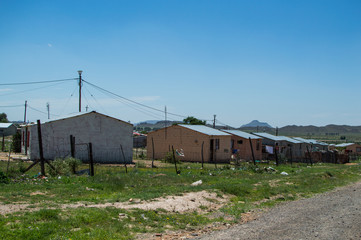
[147,125,231,163]
[22,112,133,163]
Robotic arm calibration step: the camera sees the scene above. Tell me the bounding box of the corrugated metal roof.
[293,137,328,146]
[25,111,132,126]
[0,123,13,128]
[253,132,301,143]
[222,130,261,139]
[252,132,284,141]
[335,143,355,147]
[277,136,302,144]
[179,124,231,136]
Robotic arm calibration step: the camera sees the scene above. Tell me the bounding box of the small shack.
[253,132,305,160]
[334,143,361,155]
[0,123,18,151]
[293,137,328,151]
[21,111,133,163]
[147,124,232,163]
[221,130,262,161]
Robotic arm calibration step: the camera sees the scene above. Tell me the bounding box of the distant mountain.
[134,120,159,126]
[134,120,182,131]
[241,120,272,128]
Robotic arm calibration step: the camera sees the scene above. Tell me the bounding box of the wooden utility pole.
[24,100,27,123]
[213,115,216,128]
[78,70,82,112]
[46,102,50,119]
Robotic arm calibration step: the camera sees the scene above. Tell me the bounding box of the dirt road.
[198,181,361,240]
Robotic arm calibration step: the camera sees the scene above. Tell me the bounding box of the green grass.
[0,160,361,239]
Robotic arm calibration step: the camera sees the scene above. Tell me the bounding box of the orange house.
[147,124,232,163]
[221,130,262,161]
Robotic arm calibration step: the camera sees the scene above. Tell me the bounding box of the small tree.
[0,113,9,123]
[182,116,206,125]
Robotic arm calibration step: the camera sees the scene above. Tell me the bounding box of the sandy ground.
[0,190,229,216]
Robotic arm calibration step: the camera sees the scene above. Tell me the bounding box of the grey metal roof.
[252,132,284,141]
[293,137,328,146]
[222,130,261,139]
[335,143,355,147]
[277,136,302,144]
[253,132,301,144]
[179,124,231,136]
[0,123,13,129]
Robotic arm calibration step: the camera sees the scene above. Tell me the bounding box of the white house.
[21,111,133,163]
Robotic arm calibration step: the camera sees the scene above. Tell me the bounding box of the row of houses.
[146,124,337,163]
[7,111,360,164]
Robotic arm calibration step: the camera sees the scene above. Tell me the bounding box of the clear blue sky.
[0,0,360,127]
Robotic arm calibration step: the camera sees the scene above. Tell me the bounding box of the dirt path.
[0,190,229,215]
[197,181,361,240]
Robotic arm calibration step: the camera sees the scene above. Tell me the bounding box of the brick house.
[147,124,232,163]
[221,130,262,161]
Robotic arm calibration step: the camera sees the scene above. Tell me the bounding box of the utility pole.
[213,115,216,128]
[24,100,27,123]
[46,102,50,119]
[78,70,83,112]
[85,105,89,112]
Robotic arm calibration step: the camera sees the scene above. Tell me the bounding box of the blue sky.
[0,0,360,127]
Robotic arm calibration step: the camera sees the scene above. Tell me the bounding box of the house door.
[210,139,214,162]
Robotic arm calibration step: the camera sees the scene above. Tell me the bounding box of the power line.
[0,78,77,86]
[0,104,23,108]
[28,105,60,117]
[0,81,71,97]
[83,80,188,119]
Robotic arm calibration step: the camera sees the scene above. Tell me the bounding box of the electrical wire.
[0,78,77,86]
[0,81,70,97]
[0,104,24,108]
[83,80,188,119]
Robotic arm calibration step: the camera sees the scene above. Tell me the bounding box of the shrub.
[0,171,9,184]
[163,151,180,164]
[48,157,82,176]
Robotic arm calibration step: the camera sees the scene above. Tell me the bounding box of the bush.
[163,151,180,164]
[48,157,82,176]
[11,132,21,153]
[0,171,9,184]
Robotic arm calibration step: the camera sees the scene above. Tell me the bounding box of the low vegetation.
[0,159,360,239]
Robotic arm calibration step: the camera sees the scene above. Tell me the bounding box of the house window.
[231,140,234,149]
[215,139,220,150]
[356,147,361,152]
[237,140,243,144]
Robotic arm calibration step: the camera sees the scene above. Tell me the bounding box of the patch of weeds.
[48,157,82,176]
[0,171,9,184]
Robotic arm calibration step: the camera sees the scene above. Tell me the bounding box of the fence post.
[274,146,279,166]
[88,142,94,176]
[201,141,204,169]
[70,135,75,158]
[306,145,313,165]
[37,120,45,176]
[120,144,127,173]
[151,137,155,168]
[172,145,180,174]
[249,137,256,165]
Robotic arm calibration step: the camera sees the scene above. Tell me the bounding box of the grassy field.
[0,158,361,239]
